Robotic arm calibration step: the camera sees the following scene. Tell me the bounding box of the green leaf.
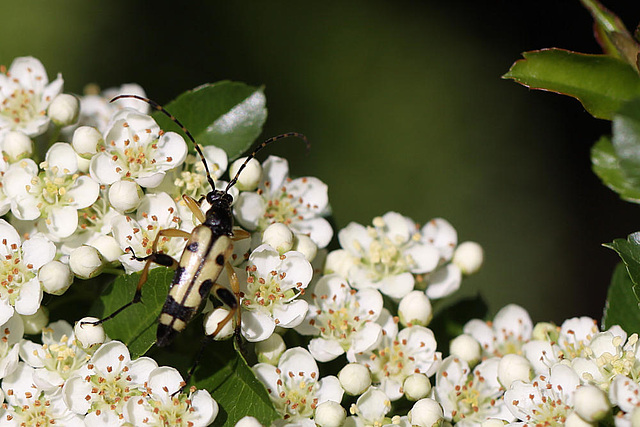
[613,98,640,182]
[503,48,640,120]
[90,268,172,358]
[153,82,267,161]
[605,233,640,288]
[602,263,640,334]
[591,135,640,203]
[194,346,279,427]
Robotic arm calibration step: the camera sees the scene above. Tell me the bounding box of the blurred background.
[2,1,640,323]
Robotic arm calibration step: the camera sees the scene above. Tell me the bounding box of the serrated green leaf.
[90,268,172,358]
[153,81,267,160]
[604,233,640,288]
[602,263,640,334]
[503,48,640,120]
[613,98,640,182]
[193,346,279,427]
[591,135,640,203]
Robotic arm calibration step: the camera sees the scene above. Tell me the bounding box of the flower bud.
[2,131,33,161]
[565,411,595,427]
[262,223,294,253]
[69,245,104,279]
[449,334,481,365]
[480,420,507,427]
[89,235,123,263]
[72,126,103,157]
[203,307,235,340]
[235,416,262,427]
[48,94,79,126]
[498,354,532,388]
[315,400,346,427]
[229,157,262,191]
[39,260,73,295]
[293,233,317,262]
[408,398,444,427]
[403,373,431,401]
[255,333,286,365]
[398,290,432,327]
[338,363,371,396]
[108,180,144,213]
[573,384,609,422]
[324,249,354,278]
[452,241,484,275]
[74,317,106,353]
[20,307,49,335]
[532,321,558,341]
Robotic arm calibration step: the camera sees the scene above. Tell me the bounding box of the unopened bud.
[203,307,235,340]
[452,241,483,275]
[409,398,444,427]
[2,131,33,161]
[69,245,104,279]
[315,400,346,427]
[565,411,595,427]
[72,126,103,157]
[255,333,286,365]
[108,180,143,213]
[404,373,431,401]
[48,94,79,126]
[229,157,262,191]
[338,363,371,396]
[449,334,481,365]
[20,307,49,335]
[292,234,317,262]
[498,354,532,388]
[74,317,106,353]
[398,291,432,327]
[480,420,507,427]
[89,235,123,263]
[235,416,262,427]
[324,249,354,278]
[262,223,294,253]
[39,260,73,295]
[573,384,609,422]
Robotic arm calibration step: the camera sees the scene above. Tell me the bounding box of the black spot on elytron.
[187,242,199,252]
[216,254,225,265]
[199,279,213,298]
[154,253,176,267]
[161,295,195,322]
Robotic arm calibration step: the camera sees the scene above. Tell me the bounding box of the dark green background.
[3,1,640,323]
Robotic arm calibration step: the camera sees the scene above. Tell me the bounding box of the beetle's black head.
[204,190,234,234]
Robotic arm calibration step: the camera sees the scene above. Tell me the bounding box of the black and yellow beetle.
[91,94,308,348]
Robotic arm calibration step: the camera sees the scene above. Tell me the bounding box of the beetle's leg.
[182,194,206,224]
[83,229,190,326]
[232,228,251,241]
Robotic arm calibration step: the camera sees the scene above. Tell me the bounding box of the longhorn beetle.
[89,94,309,349]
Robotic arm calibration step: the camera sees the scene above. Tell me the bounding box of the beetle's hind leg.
[83,228,191,327]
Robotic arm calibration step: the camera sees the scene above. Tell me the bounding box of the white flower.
[90,109,187,188]
[0,56,63,137]
[234,156,333,248]
[253,347,343,422]
[111,192,191,273]
[434,356,513,425]
[609,375,640,426]
[295,274,383,362]
[350,325,441,401]
[78,83,149,133]
[346,387,391,427]
[463,304,533,358]
[0,313,24,379]
[124,366,219,427]
[63,340,158,424]
[1,363,85,426]
[421,218,462,299]
[240,244,313,342]
[0,219,55,321]
[3,143,100,239]
[504,364,580,425]
[19,320,91,392]
[338,212,440,299]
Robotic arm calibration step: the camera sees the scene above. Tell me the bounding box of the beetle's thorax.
[204,190,234,235]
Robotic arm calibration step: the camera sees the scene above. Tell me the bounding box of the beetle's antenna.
[226,132,310,193]
[110,94,217,191]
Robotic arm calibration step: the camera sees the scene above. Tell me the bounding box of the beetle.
[90,94,309,348]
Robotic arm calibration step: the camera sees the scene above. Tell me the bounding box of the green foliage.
[503,49,640,120]
[153,81,268,160]
[602,263,640,334]
[591,135,640,203]
[90,267,171,358]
